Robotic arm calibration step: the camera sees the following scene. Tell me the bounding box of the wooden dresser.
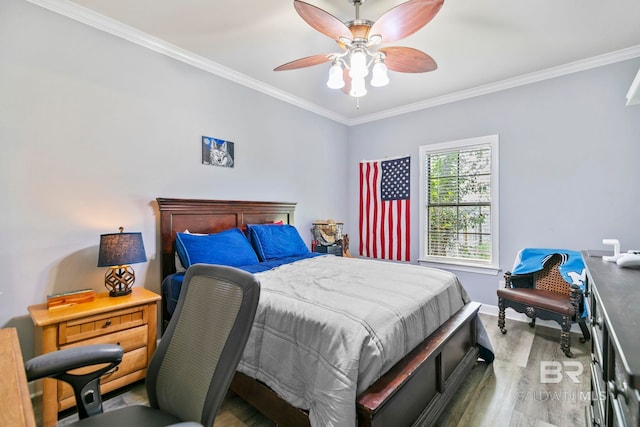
[583,253,640,426]
[28,287,160,427]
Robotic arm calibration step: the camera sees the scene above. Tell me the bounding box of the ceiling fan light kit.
[327,62,346,89]
[275,0,444,102]
[371,59,390,87]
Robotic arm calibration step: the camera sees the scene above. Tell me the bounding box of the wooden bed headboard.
[156,198,296,280]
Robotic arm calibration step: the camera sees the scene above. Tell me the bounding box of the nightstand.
[28,287,160,427]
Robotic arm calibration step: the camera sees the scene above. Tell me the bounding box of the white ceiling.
[33,0,640,124]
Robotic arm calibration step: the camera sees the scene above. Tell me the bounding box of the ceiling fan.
[274,0,444,99]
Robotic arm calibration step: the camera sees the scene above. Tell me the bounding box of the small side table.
[314,244,343,256]
[28,287,160,427]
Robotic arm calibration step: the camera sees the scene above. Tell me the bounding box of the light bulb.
[370,61,389,87]
[326,63,345,89]
[349,76,367,98]
[349,50,368,78]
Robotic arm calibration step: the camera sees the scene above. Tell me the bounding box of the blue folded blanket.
[511,248,587,317]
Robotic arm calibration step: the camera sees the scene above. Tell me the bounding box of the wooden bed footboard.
[230,301,481,427]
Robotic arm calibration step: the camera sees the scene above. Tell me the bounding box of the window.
[419,135,499,274]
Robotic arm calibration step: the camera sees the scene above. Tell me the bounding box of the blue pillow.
[246,224,310,261]
[175,228,259,268]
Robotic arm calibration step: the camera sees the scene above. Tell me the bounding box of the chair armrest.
[25,344,123,420]
[25,344,123,382]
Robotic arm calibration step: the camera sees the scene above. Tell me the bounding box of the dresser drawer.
[589,291,605,358]
[59,306,147,345]
[591,360,606,425]
[610,350,640,427]
[592,330,606,390]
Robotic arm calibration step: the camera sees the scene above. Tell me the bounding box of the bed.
[157,198,492,427]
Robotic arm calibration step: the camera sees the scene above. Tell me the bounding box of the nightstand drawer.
[60,325,148,352]
[59,305,147,345]
[57,346,148,401]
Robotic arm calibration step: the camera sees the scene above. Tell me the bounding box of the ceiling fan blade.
[294,0,352,41]
[274,54,332,71]
[379,47,437,73]
[369,0,444,44]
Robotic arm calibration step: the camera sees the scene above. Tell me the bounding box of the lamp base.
[104,266,135,297]
[108,289,132,297]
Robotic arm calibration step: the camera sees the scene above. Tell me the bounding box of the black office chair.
[25,264,261,426]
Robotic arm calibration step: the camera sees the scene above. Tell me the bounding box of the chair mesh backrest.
[534,254,570,295]
[147,264,259,425]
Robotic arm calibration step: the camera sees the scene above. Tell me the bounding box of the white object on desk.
[602,238,622,262]
[617,253,640,268]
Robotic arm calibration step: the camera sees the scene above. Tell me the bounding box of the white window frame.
[418,135,500,275]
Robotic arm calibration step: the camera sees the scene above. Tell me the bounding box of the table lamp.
[97,227,147,297]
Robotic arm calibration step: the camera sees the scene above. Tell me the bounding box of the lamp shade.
[97,231,147,267]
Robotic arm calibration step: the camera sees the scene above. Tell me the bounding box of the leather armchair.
[497,252,590,358]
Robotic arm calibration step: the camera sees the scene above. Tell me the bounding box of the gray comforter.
[237,255,472,427]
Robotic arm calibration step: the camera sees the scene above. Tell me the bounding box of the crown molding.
[25,0,350,125]
[27,0,640,126]
[349,45,640,126]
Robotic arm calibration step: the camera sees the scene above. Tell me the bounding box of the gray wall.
[347,59,640,305]
[2,0,640,358]
[0,0,349,356]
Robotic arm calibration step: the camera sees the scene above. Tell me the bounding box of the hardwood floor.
[437,314,590,427]
[55,313,591,427]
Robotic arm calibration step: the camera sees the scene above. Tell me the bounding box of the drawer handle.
[105,366,119,376]
[586,404,601,427]
[608,380,628,404]
[104,319,111,328]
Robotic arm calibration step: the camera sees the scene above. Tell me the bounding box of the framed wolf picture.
[202,136,234,168]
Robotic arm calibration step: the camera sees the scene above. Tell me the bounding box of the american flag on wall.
[359,156,410,261]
